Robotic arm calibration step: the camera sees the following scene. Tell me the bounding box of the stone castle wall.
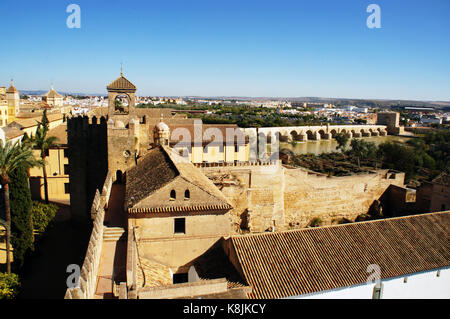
[67,116,108,221]
[200,161,284,233]
[65,172,113,299]
[201,162,405,232]
[283,166,404,227]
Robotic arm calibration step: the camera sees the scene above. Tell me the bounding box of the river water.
[280,135,411,155]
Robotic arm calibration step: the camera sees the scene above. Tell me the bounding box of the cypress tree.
[9,165,33,270]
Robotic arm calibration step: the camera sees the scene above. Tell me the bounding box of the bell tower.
[6,80,19,123]
[106,71,140,180]
[107,70,137,123]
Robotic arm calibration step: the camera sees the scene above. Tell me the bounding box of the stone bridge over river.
[242,124,388,142]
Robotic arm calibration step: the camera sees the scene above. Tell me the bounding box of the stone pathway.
[94,184,127,299]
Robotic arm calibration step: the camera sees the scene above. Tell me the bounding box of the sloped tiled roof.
[107,75,136,92]
[231,211,450,299]
[47,124,67,145]
[126,146,179,208]
[9,113,63,129]
[44,87,63,98]
[3,127,25,140]
[432,173,450,187]
[88,107,176,119]
[126,145,232,212]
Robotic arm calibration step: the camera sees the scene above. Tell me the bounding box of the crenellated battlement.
[193,160,280,168]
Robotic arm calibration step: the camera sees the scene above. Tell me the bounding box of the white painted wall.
[289,268,450,299]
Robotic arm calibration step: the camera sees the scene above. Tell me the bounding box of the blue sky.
[1,0,449,100]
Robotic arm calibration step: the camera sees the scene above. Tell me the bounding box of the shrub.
[32,201,58,233]
[0,273,20,299]
[309,217,323,227]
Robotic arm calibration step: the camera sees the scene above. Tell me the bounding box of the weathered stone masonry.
[200,161,405,232]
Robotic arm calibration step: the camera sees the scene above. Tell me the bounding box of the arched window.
[170,189,176,200]
[184,189,190,200]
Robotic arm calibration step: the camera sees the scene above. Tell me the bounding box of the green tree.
[335,132,349,152]
[350,139,377,168]
[0,272,20,299]
[378,142,418,181]
[0,140,41,274]
[31,201,58,233]
[9,165,33,269]
[33,114,59,204]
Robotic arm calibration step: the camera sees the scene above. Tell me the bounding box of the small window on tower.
[170,189,176,200]
[184,189,190,200]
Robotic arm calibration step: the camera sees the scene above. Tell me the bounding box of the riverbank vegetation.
[284,129,449,185]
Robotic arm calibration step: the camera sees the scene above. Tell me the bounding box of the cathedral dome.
[156,121,169,132]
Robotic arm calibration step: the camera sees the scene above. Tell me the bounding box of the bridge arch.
[318,129,327,140]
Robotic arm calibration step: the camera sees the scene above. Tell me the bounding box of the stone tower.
[376,112,402,135]
[6,80,19,123]
[154,117,170,146]
[106,72,140,181]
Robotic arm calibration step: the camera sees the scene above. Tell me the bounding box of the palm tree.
[0,140,42,274]
[33,124,59,204]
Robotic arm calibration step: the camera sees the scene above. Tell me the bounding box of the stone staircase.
[103,227,126,242]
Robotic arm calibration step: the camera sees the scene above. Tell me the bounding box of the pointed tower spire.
[120,62,123,76]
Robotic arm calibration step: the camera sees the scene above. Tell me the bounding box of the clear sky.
[1,0,449,100]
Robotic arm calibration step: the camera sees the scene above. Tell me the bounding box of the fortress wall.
[201,163,405,232]
[283,168,405,227]
[200,162,285,233]
[65,172,113,299]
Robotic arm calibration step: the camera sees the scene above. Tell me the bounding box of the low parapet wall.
[64,171,113,299]
[193,160,279,168]
[138,278,228,299]
[126,227,138,299]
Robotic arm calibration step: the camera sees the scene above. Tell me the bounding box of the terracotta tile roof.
[137,256,172,289]
[432,173,450,186]
[168,123,246,144]
[3,127,25,140]
[107,75,136,92]
[47,124,67,145]
[126,146,232,212]
[86,107,244,144]
[87,107,177,119]
[126,146,178,208]
[10,113,63,129]
[230,211,450,299]
[44,88,63,98]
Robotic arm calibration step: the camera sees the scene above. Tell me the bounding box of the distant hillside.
[16,90,449,110]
